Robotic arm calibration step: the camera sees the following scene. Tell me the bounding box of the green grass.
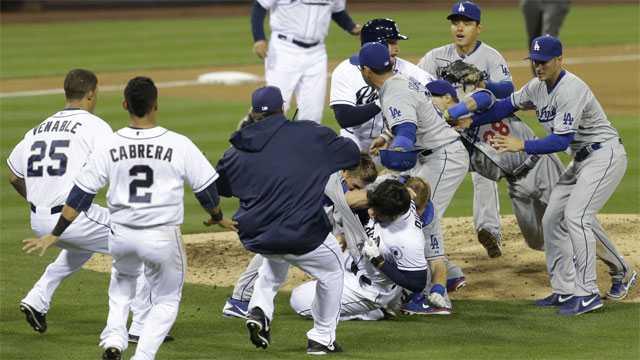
[1,4,638,78]
[1,3,639,359]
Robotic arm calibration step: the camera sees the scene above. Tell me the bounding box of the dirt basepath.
[84,214,639,302]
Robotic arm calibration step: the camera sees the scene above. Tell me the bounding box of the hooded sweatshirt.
[216,114,360,255]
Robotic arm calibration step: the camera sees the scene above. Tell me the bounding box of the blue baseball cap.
[349,42,391,69]
[426,80,457,98]
[447,1,481,23]
[525,35,563,61]
[251,85,284,112]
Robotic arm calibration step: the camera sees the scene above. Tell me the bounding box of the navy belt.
[278,34,319,48]
[30,203,63,214]
[575,138,622,162]
[421,138,460,157]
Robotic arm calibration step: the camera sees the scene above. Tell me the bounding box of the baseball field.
[1,2,639,359]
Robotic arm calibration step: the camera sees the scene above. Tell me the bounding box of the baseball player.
[330,18,436,165]
[221,152,378,319]
[417,1,515,258]
[249,0,360,124]
[520,0,571,74]
[463,36,635,314]
[354,42,469,226]
[7,69,167,343]
[291,179,435,320]
[429,79,633,301]
[23,77,236,360]
[215,85,360,354]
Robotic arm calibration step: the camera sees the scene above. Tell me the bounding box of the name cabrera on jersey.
[73,126,218,227]
[417,42,512,99]
[258,0,345,43]
[6,109,113,209]
[358,202,427,293]
[380,74,459,150]
[461,89,540,181]
[330,57,436,141]
[510,70,618,156]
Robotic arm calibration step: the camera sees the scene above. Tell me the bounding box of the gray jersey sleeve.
[417,50,438,77]
[511,79,538,111]
[551,82,588,135]
[382,77,421,130]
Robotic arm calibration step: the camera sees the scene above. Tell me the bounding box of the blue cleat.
[557,294,603,315]
[446,276,467,293]
[533,293,573,307]
[606,271,637,301]
[399,293,451,315]
[222,297,249,319]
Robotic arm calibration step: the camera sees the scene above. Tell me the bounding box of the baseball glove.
[441,60,484,86]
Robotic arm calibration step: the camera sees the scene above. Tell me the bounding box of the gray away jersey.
[417,42,512,99]
[510,70,619,155]
[380,74,459,150]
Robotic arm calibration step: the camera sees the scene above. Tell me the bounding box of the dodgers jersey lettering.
[330,57,437,141]
[257,0,345,43]
[73,126,218,227]
[380,73,459,150]
[510,70,619,155]
[417,42,512,98]
[7,109,113,209]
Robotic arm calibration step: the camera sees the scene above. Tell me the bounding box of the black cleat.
[128,333,175,344]
[102,347,121,360]
[478,228,502,258]
[20,302,47,334]
[307,339,343,355]
[246,307,270,349]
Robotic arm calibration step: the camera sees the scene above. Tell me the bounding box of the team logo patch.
[389,107,402,119]
[534,41,540,51]
[458,4,465,11]
[389,245,403,261]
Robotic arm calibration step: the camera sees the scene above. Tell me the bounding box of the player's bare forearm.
[344,190,369,209]
[8,171,27,198]
[369,136,389,156]
[203,205,238,232]
[428,258,447,288]
[491,135,525,154]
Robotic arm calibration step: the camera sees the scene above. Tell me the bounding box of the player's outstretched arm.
[427,258,447,308]
[22,205,81,257]
[203,205,238,232]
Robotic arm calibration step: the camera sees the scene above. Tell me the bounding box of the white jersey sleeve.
[330,59,371,107]
[395,57,436,86]
[182,139,219,193]
[7,139,27,179]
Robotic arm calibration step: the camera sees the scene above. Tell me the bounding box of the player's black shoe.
[246,307,270,349]
[478,228,502,258]
[102,347,121,360]
[20,302,47,333]
[307,339,343,355]
[128,333,175,344]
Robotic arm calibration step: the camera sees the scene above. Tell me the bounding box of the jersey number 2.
[27,140,70,177]
[129,165,153,203]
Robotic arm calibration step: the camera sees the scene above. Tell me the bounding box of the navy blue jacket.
[215,114,360,255]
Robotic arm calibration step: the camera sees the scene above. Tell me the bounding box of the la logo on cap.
[534,41,540,51]
[458,3,465,11]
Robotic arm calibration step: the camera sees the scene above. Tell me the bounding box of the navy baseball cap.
[349,42,391,69]
[447,1,481,23]
[525,35,563,61]
[426,80,457,98]
[251,85,284,112]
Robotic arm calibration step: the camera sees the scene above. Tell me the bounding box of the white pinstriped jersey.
[7,109,113,209]
[73,126,218,227]
[258,0,346,43]
[417,42,512,99]
[330,57,436,141]
[380,73,459,150]
[510,70,619,155]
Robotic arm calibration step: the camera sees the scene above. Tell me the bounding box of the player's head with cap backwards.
[448,1,483,53]
[367,179,411,226]
[525,35,563,84]
[124,76,158,120]
[250,85,285,121]
[64,69,99,114]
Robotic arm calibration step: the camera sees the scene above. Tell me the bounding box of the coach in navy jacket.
[215,86,360,256]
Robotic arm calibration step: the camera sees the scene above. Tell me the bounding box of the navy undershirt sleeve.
[391,122,417,149]
[524,133,575,154]
[251,1,267,42]
[379,262,427,293]
[194,181,221,210]
[332,103,381,128]
[331,10,356,32]
[66,185,96,212]
[471,97,517,126]
[483,80,514,99]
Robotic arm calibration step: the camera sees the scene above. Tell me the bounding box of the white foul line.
[2,54,638,98]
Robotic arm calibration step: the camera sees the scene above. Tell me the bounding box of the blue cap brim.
[349,54,362,66]
[525,53,556,61]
